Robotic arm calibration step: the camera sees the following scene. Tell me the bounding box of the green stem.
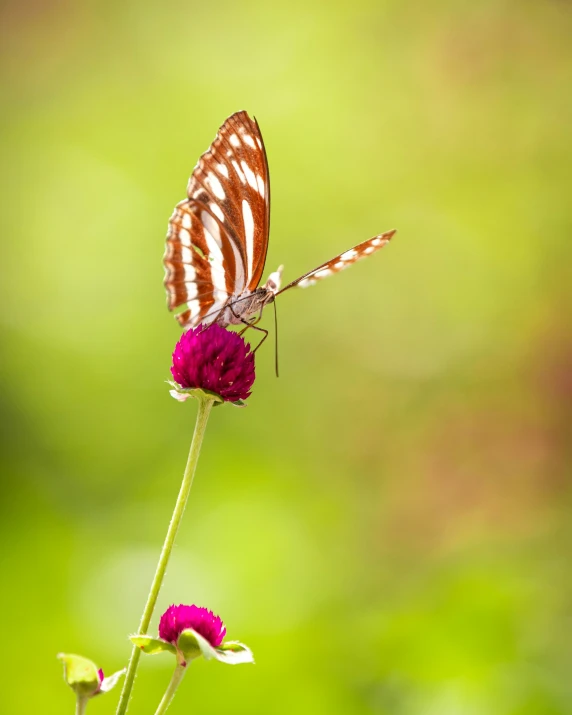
[75,696,88,715]
[154,664,187,715]
[115,397,215,715]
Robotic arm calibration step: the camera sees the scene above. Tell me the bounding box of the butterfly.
[164,111,395,339]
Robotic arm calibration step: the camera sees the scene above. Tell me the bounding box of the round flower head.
[170,324,255,403]
[159,604,226,648]
[131,604,253,666]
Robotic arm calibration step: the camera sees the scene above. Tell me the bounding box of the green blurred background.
[1,0,571,713]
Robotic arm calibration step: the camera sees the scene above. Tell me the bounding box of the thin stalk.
[153,664,187,715]
[115,397,215,715]
[75,696,88,715]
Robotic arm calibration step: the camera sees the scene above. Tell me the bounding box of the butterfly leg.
[239,319,268,352]
[238,315,260,337]
[249,325,269,353]
[230,307,268,352]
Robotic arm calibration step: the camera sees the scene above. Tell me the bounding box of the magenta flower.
[170,324,255,404]
[131,603,254,666]
[159,604,226,648]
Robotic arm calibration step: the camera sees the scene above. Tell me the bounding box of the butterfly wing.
[276,229,396,294]
[164,111,271,328]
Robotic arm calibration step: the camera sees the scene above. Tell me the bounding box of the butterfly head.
[263,265,283,296]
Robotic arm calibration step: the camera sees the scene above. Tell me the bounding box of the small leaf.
[57,653,100,697]
[129,635,176,656]
[99,668,126,693]
[214,641,255,665]
[167,382,224,405]
[170,389,192,402]
[230,399,247,408]
[177,629,217,662]
[199,388,225,403]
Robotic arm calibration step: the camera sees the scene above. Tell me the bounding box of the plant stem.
[115,397,215,715]
[154,664,187,715]
[76,696,88,715]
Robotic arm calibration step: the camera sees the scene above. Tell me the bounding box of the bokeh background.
[1,0,571,713]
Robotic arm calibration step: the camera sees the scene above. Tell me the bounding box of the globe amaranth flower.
[130,603,254,666]
[159,604,226,648]
[170,324,255,405]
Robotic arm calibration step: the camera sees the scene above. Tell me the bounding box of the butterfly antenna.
[273,299,279,378]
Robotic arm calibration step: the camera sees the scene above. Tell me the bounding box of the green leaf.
[230,399,247,408]
[57,653,100,697]
[167,382,224,405]
[214,641,255,665]
[193,388,225,403]
[129,635,177,656]
[99,668,126,693]
[176,628,215,662]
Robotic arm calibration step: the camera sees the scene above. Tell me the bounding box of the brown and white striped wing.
[277,229,396,294]
[164,111,270,328]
